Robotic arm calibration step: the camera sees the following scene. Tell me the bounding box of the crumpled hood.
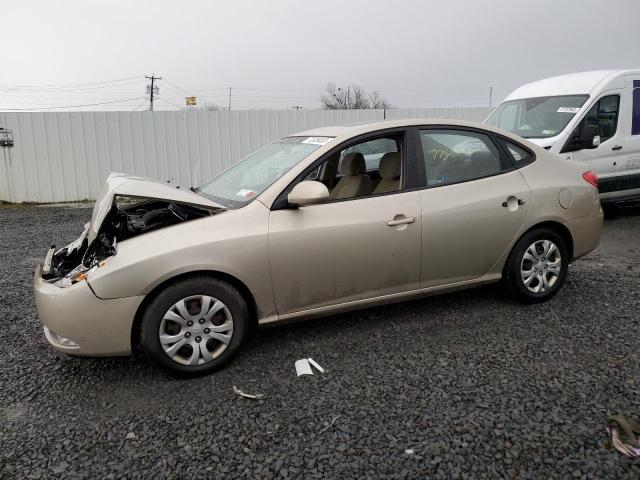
[88,173,224,244]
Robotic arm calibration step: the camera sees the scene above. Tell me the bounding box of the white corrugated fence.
[0,107,491,203]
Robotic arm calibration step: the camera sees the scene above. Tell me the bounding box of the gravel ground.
[1,204,639,479]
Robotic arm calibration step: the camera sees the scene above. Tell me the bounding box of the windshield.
[197,136,332,208]
[486,94,589,139]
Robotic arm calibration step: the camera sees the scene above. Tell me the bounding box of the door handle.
[612,145,622,151]
[502,198,526,207]
[387,216,415,226]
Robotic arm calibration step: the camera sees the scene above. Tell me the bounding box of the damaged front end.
[41,173,225,287]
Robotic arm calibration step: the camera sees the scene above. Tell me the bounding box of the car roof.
[504,69,640,101]
[292,118,498,139]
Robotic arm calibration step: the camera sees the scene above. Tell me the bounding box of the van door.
[616,77,640,198]
[560,92,627,194]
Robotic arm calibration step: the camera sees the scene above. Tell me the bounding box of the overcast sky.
[2,0,639,111]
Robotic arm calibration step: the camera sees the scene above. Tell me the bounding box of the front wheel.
[503,228,569,303]
[139,276,249,376]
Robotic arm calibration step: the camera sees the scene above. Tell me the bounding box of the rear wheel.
[140,276,248,376]
[503,228,568,303]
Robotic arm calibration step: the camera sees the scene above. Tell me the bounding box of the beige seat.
[372,152,401,194]
[330,152,373,199]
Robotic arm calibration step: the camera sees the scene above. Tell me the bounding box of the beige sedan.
[34,120,603,375]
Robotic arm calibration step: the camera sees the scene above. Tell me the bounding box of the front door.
[269,192,422,314]
[268,129,421,315]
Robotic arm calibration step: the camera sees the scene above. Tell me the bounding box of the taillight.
[582,171,598,188]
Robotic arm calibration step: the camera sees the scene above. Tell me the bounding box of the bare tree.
[369,91,392,109]
[199,102,223,111]
[320,83,391,110]
[184,102,223,112]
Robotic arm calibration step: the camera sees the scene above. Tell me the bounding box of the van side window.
[563,95,620,152]
[633,80,640,136]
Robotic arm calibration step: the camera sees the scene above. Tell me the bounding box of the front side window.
[198,136,332,208]
[339,137,398,172]
[300,134,403,200]
[420,130,507,186]
[486,95,589,139]
[562,95,620,152]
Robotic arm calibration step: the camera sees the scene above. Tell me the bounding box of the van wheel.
[503,228,568,303]
[139,276,248,376]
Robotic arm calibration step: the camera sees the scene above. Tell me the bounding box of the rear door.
[416,128,531,288]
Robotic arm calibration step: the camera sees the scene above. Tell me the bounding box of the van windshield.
[486,94,589,139]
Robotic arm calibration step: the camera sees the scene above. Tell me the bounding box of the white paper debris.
[295,359,314,376]
[295,358,325,376]
[307,358,324,373]
[405,448,415,455]
[232,385,264,400]
[319,414,341,433]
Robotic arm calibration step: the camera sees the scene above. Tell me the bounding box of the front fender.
[88,201,276,321]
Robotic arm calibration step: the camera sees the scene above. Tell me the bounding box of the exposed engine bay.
[42,197,218,286]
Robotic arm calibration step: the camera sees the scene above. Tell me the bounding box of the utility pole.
[228,87,232,111]
[489,86,493,109]
[292,105,303,110]
[145,74,162,111]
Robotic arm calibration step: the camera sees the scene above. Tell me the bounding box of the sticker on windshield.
[236,189,256,198]
[301,136,333,146]
[542,129,556,135]
[557,107,580,114]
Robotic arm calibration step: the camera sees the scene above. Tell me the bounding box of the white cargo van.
[486,70,640,203]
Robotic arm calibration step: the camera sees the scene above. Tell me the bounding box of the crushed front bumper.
[33,265,144,357]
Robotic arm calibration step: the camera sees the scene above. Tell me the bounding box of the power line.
[0,96,146,111]
[132,98,148,111]
[0,76,144,90]
[157,98,183,109]
[162,78,192,96]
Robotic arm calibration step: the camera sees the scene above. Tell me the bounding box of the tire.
[503,228,569,303]
[602,203,618,220]
[139,275,249,376]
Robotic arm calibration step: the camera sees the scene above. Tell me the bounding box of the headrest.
[340,152,366,175]
[470,151,492,165]
[378,152,401,180]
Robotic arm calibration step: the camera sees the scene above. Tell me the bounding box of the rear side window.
[419,129,509,187]
[498,139,534,167]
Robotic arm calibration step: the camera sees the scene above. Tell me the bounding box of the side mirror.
[578,124,600,149]
[287,180,329,207]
